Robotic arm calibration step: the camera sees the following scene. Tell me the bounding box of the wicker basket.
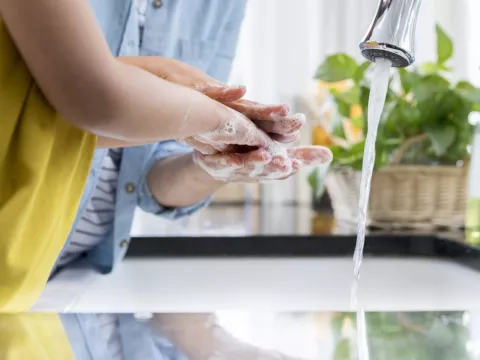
[325,135,469,230]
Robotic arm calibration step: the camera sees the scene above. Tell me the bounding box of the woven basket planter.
[325,164,468,230]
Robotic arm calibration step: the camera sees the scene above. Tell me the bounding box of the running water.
[351,58,392,360]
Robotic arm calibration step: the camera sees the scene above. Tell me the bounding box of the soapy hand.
[194,145,333,183]
[180,107,279,155]
[226,99,306,143]
[118,56,303,146]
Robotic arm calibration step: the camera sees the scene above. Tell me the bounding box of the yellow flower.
[312,125,334,147]
[349,105,363,119]
[342,119,363,143]
[317,79,352,93]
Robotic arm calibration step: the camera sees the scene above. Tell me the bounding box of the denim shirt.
[61,314,185,360]
[56,0,247,274]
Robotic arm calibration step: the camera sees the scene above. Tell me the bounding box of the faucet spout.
[360,0,422,68]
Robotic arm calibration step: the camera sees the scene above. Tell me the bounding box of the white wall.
[229,0,480,204]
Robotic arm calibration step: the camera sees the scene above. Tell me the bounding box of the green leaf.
[436,24,453,65]
[351,115,364,129]
[455,81,480,110]
[359,86,370,119]
[331,85,361,118]
[333,97,351,118]
[331,85,360,105]
[332,121,346,138]
[307,168,317,186]
[398,68,421,94]
[412,74,450,103]
[426,125,456,156]
[420,62,451,75]
[353,61,372,84]
[456,81,476,92]
[308,167,327,198]
[315,54,358,82]
[330,142,365,171]
[334,339,351,360]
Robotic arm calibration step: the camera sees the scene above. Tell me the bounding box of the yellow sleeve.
[0,314,75,360]
[0,19,96,311]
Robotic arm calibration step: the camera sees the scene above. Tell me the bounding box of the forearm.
[1,0,227,142]
[103,62,229,142]
[149,314,218,360]
[146,153,223,208]
[149,314,288,360]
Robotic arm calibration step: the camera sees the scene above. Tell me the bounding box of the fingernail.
[292,159,303,170]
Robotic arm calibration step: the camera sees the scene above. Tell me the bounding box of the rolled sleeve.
[136,141,212,220]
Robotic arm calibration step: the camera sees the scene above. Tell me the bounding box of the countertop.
[33,204,480,313]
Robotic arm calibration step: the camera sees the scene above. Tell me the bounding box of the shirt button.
[128,40,135,48]
[153,0,163,9]
[125,183,136,193]
[120,240,130,248]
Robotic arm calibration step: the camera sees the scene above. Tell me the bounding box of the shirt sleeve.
[206,0,247,82]
[136,141,212,220]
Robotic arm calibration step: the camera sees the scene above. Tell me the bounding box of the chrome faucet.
[360,0,422,67]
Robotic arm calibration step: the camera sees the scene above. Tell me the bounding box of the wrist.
[188,153,225,188]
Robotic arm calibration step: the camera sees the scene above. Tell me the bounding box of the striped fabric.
[56,149,122,267]
[57,148,124,360]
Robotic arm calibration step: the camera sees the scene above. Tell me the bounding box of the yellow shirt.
[0,20,96,311]
[0,314,74,360]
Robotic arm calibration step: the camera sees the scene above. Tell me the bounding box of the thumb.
[199,84,246,102]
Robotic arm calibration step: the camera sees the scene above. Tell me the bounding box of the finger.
[227,99,290,119]
[277,159,302,180]
[255,113,306,136]
[277,169,299,181]
[196,152,245,169]
[287,145,333,166]
[292,158,303,171]
[244,148,272,164]
[270,131,301,144]
[200,85,246,102]
[256,154,293,179]
[120,56,247,102]
[205,109,274,149]
[178,137,219,155]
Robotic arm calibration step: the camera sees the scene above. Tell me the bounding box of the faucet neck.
[360,0,423,68]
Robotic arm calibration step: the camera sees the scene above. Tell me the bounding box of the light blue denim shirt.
[56,0,247,274]
[61,314,186,360]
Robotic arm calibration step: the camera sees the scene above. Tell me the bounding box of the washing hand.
[150,314,307,360]
[118,56,304,150]
[194,145,333,183]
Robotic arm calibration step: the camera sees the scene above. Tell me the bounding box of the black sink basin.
[127,235,480,273]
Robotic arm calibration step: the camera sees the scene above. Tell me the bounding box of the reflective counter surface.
[3,311,480,359]
[9,204,480,359]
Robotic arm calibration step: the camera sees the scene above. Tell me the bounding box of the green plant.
[331,312,471,360]
[314,25,480,171]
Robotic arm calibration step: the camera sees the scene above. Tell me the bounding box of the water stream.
[351,58,392,360]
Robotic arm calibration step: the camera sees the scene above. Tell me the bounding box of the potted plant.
[310,25,480,229]
[331,311,470,360]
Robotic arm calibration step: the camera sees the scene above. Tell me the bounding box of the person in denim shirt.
[51,0,330,273]
[51,0,332,275]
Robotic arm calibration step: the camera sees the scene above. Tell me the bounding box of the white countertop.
[34,256,480,313]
